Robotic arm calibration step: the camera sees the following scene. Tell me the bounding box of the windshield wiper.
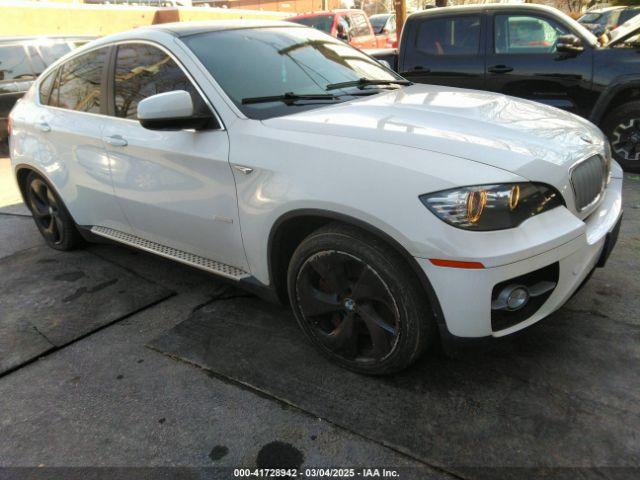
[326,78,412,91]
[242,92,337,105]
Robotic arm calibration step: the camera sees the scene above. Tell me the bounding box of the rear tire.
[287,223,437,375]
[24,171,83,251]
[602,101,640,172]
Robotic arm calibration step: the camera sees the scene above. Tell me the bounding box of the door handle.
[103,135,128,147]
[488,65,514,74]
[36,122,51,132]
[410,66,431,73]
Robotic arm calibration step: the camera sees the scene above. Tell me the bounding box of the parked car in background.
[10,21,622,374]
[579,6,640,35]
[0,36,92,143]
[286,10,378,50]
[371,4,640,171]
[370,13,398,48]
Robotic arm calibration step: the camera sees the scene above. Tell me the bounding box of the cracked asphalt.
[0,155,638,479]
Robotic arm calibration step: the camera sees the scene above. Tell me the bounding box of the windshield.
[183,26,403,120]
[370,15,390,32]
[579,12,603,24]
[288,15,335,34]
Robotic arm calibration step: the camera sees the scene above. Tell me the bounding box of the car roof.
[287,9,365,19]
[147,19,304,37]
[0,35,95,45]
[410,3,579,18]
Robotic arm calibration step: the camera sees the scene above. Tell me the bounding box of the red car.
[287,9,378,50]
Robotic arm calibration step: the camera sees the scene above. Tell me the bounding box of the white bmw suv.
[9,21,623,374]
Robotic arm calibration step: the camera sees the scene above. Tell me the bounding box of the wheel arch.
[14,163,53,206]
[266,208,448,335]
[590,77,640,124]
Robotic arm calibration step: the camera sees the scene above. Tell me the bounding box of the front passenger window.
[114,43,199,120]
[495,15,569,54]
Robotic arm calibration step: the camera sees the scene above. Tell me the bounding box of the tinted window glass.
[416,16,481,55]
[183,26,399,120]
[114,43,197,119]
[37,43,72,67]
[370,15,390,33]
[290,15,335,34]
[495,15,568,54]
[619,10,640,25]
[51,47,106,112]
[38,69,57,104]
[0,45,34,82]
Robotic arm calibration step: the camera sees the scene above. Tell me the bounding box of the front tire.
[602,101,640,172]
[287,223,436,375]
[25,171,82,251]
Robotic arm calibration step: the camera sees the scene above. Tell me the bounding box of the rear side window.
[49,47,107,113]
[415,16,481,56]
[350,13,371,37]
[113,43,196,120]
[0,45,35,82]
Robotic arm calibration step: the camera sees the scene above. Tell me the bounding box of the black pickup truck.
[372,4,640,171]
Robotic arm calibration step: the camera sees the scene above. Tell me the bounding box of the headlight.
[419,183,564,231]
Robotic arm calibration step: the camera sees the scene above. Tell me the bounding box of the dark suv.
[0,36,92,143]
[375,4,640,170]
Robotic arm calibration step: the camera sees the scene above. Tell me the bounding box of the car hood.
[262,84,606,180]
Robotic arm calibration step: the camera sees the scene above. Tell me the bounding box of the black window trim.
[35,39,225,130]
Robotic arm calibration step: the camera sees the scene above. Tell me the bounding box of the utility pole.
[394,0,406,40]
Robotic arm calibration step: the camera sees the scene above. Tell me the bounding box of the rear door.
[484,10,594,115]
[101,42,248,270]
[348,11,378,49]
[30,46,132,233]
[401,13,486,89]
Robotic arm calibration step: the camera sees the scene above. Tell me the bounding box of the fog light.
[491,284,530,311]
[506,287,529,310]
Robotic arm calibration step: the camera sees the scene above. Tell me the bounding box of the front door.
[484,11,594,116]
[401,13,486,89]
[102,42,248,270]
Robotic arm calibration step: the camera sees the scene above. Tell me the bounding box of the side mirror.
[556,34,584,54]
[137,90,213,131]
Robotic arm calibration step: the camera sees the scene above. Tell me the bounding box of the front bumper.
[416,174,623,338]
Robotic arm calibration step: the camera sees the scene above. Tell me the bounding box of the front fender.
[589,75,640,124]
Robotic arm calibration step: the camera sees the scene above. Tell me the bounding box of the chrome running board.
[90,226,250,281]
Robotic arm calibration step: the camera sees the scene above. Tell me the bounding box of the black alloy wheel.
[603,100,640,172]
[611,118,640,164]
[288,223,436,375]
[25,171,82,250]
[295,250,400,363]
